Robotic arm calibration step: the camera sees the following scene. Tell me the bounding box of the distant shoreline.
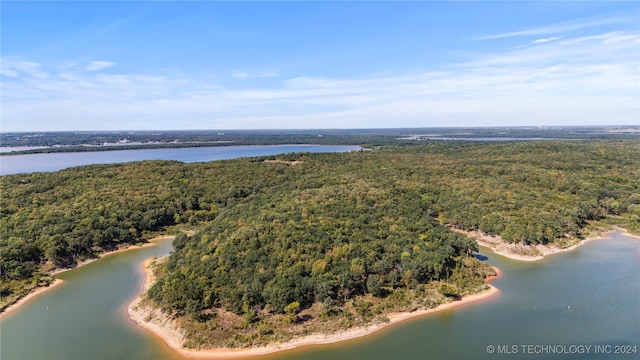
[452,226,639,262]
[128,262,500,359]
[0,236,173,319]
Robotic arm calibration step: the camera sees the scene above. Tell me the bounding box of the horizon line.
[2,125,640,134]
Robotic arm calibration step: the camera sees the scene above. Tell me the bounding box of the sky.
[1,1,639,131]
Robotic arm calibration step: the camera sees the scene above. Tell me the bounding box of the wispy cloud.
[461,32,639,68]
[532,36,561,44]
[1,59,49,78]
[474,15,630,40]
[84,61,116,71]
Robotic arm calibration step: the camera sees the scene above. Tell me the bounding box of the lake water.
[2,232,638,359]
[0,145,360,175]
[0,240,181,360]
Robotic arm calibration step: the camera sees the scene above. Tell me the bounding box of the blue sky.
[1,1,639,131]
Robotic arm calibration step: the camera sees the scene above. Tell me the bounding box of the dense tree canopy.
[1,140,639,322]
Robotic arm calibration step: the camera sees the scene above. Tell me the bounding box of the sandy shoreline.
[0,235,174,319]
[453,227,639,262]
[0,279,65,319]
[128,263,500,359]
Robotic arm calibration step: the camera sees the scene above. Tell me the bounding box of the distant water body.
[0,145,360,175]
[397,136,571,141]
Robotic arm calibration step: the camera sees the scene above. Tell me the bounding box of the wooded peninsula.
[1,138,639,349]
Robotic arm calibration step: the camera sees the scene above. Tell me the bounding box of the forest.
[1,139,639,346]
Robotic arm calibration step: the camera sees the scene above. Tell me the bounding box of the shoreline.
[128,263,500,359]
[0,279,65,319]
[453,227,639,262]
[609,226,640,240]
[0,235,174,319]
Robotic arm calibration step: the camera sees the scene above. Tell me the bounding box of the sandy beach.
[452,227,639,262]
[128,262,500,359]
[0,235,174,319]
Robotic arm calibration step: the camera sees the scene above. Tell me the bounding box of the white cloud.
[1,67,19,77]
[532,36,561,44]
[1,59,48,78]
[474,15,630,40]
[461,32,640,68]
[84,61,116,71]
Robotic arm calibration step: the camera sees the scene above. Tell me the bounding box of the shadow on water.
[473,253,489,261]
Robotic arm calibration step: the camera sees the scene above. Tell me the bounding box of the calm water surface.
[2,232,638,359]
[0,145,360,175]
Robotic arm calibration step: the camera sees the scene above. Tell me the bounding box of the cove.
[1,232,637,359]
[0,239,181,359]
